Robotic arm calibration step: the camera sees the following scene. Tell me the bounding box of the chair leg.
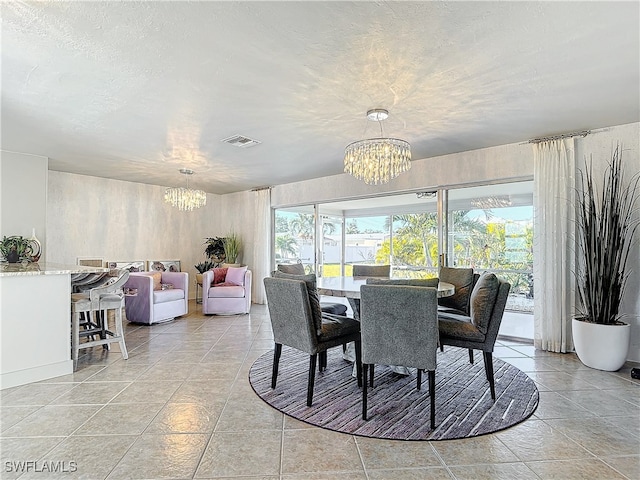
[417,369,422,390]
[468,349,474,364]
[318,351,327,372]
[362,362,368,420]
[114,305,128,360]
[271,343,282,389]
[369,364,375,388]
[440,344,444,352]
[429,370,436,429]
[307,354,317,406]
[483,351,496,400]
[354,340,362,388]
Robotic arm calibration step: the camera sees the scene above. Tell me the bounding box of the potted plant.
[0,236,31,263]
[223,232,242,265]
[204,237,226,265]
[572,145,639,371]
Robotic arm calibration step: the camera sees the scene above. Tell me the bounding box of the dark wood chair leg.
[362,362,368,420]
[468,349,474,364]
[319,351,327,372]
[369,364,375,388]
[307,354,317,406]
[271,343,282,389]
[429,370,436,429]
[417,369,422,390]
[440,344,444,352]
[354,340,362,388]
[483,351,496,400]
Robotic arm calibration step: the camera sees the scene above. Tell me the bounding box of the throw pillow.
[470,272,500,334]
[273,271,323,336]
[150,272,162,291]
[212,267,228,284]
[438,267,474,314]
[226,266,247,286]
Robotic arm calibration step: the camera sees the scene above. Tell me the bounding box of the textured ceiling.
[2,1,639,194]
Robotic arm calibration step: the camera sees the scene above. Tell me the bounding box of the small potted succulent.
[0,236,31,263]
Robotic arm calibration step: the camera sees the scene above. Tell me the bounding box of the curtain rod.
[528,130,591,144]
[251,186,272,191]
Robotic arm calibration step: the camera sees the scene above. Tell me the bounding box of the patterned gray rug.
[249,346,538,440]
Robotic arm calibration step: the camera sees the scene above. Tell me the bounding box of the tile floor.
[1,301,638,480]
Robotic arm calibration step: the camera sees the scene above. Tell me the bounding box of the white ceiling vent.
[221,134,261,148]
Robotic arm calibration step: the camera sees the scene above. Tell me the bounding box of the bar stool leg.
[114,302,128,359]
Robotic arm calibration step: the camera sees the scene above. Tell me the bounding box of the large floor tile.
[195,430,282,477]
[107,433,209,479]
[526,458,628,479]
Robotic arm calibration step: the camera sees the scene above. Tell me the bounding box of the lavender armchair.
[202,269,252,315]
[124,271,189,324]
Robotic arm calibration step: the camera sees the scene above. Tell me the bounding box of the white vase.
[572,318,630,371]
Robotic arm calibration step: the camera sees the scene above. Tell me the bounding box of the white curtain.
[251,188,271,304]
[533,138,576,352]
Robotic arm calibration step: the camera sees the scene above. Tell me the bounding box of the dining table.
[316,276,455,300]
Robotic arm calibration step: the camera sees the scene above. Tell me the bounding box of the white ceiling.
[2,1,638,195]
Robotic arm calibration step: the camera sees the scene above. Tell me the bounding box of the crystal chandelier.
[344,109,412,185]
[164,168,207,211]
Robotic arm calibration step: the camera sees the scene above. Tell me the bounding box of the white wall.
[0,151,48,258]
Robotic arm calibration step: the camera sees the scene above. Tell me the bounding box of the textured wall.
[46,171,222,297]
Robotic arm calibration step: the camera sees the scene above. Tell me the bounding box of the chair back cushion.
[277,263,306,275]
[469,272,500,334]
[438,267,474,314]
[360,284,438,369]
[264,277,318,352]
[352,264,390,277]
[273,271,323,336]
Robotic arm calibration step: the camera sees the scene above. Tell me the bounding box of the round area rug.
[249,346,538,441]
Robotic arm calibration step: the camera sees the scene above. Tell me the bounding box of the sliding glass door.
[446,182,534,314]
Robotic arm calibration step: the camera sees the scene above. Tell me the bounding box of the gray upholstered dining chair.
[359,284,439,428]
[263,276,362,406]
[352,264,391,278]
[438,272,511,400]
[276,263,348,316]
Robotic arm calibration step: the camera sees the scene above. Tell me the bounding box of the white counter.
[0,262,108,389]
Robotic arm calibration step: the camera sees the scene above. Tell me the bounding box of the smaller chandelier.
[470,196,512,209]
[164,168,207,211]
[344,108,412,185]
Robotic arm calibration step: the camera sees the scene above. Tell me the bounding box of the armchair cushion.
[208,285,246,298]
[273,271,323,336]
[226,266,248,285]
[470,272,500,334]
[153,289,184,304]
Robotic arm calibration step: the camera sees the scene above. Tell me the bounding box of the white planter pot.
[572,318,630,371]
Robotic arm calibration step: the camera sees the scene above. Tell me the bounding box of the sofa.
[124,271,188,324]
[202,266,252,315]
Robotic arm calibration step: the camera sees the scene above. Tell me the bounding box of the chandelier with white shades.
[164,168,207,211]
[344,109,412,185]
